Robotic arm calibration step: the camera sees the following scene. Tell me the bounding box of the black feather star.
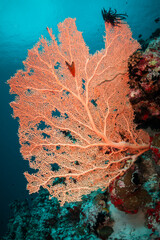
[102,8,128,26]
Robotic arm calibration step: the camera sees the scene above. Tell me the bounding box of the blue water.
[0,0,160,237]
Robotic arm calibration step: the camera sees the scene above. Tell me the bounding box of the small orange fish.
[65,61,75,77]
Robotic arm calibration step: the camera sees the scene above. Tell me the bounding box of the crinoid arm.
[102,8,128,26]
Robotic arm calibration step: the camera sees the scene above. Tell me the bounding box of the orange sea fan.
[8,18,149,206]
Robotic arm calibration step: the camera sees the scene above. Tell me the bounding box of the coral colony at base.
[3,9,160,240]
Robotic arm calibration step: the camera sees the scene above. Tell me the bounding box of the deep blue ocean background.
[0,0,160,237]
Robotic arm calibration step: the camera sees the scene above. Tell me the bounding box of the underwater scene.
[0,0,160,239]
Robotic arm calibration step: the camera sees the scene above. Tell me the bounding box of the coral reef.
[142,134,160,237]
[138,28,160,51]
[108,148,160,238]
[128,37,160,129]
[109,165,152,214]
[3,190,60,240]
[3,177,159,239]
[150,133,160,172]
[2,189,114,240]
[145,201,160,237]
[3,148,160,239]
